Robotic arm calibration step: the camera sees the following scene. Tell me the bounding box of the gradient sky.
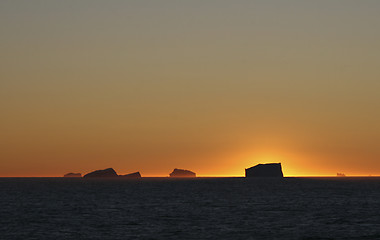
[1,0,380,177]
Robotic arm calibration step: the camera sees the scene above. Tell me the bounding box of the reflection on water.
[1,177,380,239]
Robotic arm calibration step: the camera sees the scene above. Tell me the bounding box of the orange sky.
[1,1,380,177]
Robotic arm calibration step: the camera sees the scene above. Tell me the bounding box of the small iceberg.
[169,168,196,178]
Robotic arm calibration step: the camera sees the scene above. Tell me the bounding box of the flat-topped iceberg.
[64,173,82,178]
[245,163,284,178]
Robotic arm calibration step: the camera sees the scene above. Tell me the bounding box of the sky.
[1,0,380,177]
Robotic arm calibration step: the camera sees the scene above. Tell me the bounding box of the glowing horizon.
[1,0,380,177]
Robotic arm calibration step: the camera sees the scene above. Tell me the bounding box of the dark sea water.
[1,177,380,240]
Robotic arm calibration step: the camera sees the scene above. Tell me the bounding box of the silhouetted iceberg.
[64,173,82,177]
[245,163,284,177]
[337,173,346,177]
[120,172,141,178]
[83,168,118,178]
[169,168,196,177]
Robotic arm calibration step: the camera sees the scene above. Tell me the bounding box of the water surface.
[1,177,380,239]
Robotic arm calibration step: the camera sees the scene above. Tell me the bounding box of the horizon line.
[1,175,379,178]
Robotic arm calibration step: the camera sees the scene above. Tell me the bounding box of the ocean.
[1,177,380,239]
